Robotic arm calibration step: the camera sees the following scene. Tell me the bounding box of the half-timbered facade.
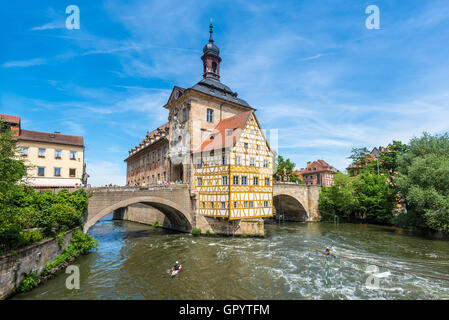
[193,111,273,220]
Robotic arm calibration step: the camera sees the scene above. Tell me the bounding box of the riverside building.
[0,114,87,189]
[125,24,274,221]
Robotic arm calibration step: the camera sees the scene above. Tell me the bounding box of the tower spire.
[201,22,221,80]
[209,23,213,42]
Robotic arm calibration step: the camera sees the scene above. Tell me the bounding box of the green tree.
[318,173,358,221]
[378,140,408,177]
[0,122,26,251]
[394,132,449,233]
[273,155,300,182]
[352,171,396,224]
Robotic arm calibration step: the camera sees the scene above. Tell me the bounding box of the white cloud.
[2,58,46,68]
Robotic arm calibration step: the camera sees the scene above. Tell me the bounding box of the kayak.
[171,265,182,276]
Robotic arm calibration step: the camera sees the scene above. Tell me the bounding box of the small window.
[250,157,255,166]
[222,176,228,185]
[38,167,45,176]
[38,148,46,158]
[244,143,248,149]
[20,147,28,157]
[164,146,167,157]
[196,160,202,169]
[264,159,269,168]
[265,178,270,186]
[202,202,205,209]
[70,151,76,160]
[253,177,259,186]
[221,202,226,209]
[244,201,248,208]
[163,172,166,181]
[264,201,269,207]
[198,178,202,186]
[54,167,61,176]
[55,150,62,159]
[233,176,239,185]
[69,168,76,177]
[234,201,237,209]
[222,156,227,165]
[210,202,214,209]
[235,156,241,165]
[207,109,214,123]
[157,173,160,181]
[249,201,254,209]
[242,176,247,185]
[183,108,187,122]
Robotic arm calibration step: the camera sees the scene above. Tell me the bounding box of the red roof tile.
[196,111,253,153]
[0,114,20,125]
[18,130,84,147]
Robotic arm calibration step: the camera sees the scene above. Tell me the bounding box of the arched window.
[212,61,217,73]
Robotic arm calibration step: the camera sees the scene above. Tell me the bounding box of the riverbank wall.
[0,228,77,300]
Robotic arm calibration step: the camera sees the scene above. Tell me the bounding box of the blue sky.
[1,0,449,186]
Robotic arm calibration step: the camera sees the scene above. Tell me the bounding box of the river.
[13,215,449,299]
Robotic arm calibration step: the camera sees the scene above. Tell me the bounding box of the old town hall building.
[125,25,274,221]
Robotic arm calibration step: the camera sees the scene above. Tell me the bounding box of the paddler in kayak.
[172,261,181,272]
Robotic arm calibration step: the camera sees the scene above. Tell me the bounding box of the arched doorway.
[273,194,308,222]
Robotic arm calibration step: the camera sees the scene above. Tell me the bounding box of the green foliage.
[51,203,81,229]
[378,140,408,176]
[394,132,449,233]
[319,173,358,221]
[319,172,395,224]
[18,229,43,247]
[18,271,40,292]
[152,220,159,227]
[205,229,211,236]
[273,155,300,182]
[70,230,98,255]
[43,230,98,275]
[191,227,201,236]
[0,123,26,252]
[55,231,65,249]
[0,131,89,252]
[352,172,396,223]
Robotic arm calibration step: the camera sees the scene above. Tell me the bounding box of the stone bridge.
[273,183,321,222]
[84,183,321,234]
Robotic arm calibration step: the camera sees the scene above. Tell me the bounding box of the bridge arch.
[273,194,308,221]
[84,195,193,233]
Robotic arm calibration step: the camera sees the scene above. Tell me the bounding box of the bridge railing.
[85,183,189,193]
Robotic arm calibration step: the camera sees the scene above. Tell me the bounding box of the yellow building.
[193,111,273,219]
[1,114,86,188]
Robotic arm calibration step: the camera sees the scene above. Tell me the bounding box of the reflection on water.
[13,215,449,300]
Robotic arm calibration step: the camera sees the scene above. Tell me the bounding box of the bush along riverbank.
[319,133,449,236]
[14,230,98,296]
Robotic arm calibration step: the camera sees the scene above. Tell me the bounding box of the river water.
[13,215,449,300]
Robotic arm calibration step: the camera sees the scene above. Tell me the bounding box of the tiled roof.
[18,130,84,147]
[0,114,20,125]
[298,159,339,174]
[126,123,169,159]
[191,78,253,109]
[196,111,253,153]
